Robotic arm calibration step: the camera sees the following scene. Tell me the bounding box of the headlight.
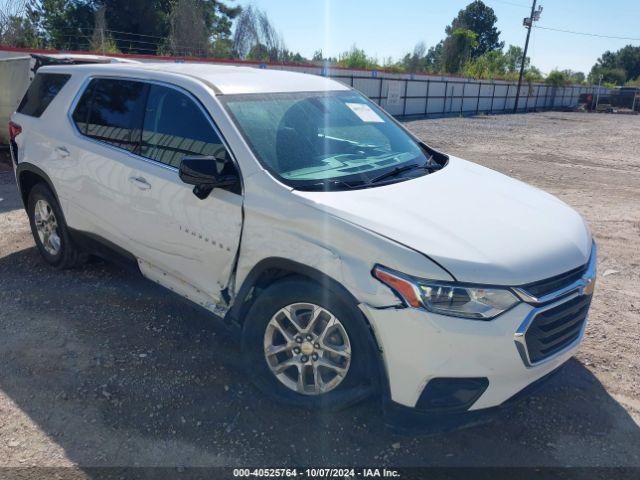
[373,265,520,320]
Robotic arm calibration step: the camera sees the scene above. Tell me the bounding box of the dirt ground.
[0,112,639,474]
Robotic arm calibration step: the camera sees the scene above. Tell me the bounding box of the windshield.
[221,91,438,190]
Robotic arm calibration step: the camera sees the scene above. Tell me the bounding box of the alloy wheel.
[263,302,352,395]
[34,199,61,256]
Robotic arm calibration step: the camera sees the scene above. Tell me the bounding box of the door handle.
[55,146,70,158]
[128,176,152,190]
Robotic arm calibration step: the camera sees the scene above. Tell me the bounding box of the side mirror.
[179,156,239,199]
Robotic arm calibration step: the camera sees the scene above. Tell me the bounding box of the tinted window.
[71,81,95,134]
[17,73,71,117]
[85,79,148,152]
[141,85,227,168]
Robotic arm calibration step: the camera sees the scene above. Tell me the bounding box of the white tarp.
[0,56,30,144]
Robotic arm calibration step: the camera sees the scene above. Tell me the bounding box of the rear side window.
[73,78,148,153]
[140,85,227,168]
[17,73,71,117]
[71,81,94,134]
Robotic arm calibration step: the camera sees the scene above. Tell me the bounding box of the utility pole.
[514,0,543,113]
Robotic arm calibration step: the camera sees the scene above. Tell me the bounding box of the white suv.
[9,63,596,419]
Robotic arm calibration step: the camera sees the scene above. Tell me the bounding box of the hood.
[294,157,592,285]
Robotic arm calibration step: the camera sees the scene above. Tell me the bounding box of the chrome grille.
[514,242,596,367]
[520,263,588,299]
[524,295,591,364]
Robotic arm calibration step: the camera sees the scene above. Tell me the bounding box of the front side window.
[221,91,442,190]
[71,79,232,172]
[18,73,71,117]
[140,85,228,168]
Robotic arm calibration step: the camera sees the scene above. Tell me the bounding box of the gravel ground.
[0,112,639,474]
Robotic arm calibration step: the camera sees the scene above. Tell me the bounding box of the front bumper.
[381,363,566,434]
[360,298,587,411]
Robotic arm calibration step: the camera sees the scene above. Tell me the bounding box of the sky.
[242,0,640,75]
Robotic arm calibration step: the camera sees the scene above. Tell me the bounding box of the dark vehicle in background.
[613,87,640,111]
[578,92,611,112]
[578,88,639,113]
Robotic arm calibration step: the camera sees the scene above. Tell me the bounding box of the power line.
[489,0,531,9]
[61,25,167,40]
[59,33,210,56]
[534,25,640,41]
[58,26,217,55]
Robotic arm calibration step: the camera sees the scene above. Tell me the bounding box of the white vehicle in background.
[8,63,596,423]
[0,53,138,144]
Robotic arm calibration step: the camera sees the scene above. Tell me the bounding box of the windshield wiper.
[294,179,365,191]
[368,163,421,184]
[367,155,440,185]
[294,154,442,191]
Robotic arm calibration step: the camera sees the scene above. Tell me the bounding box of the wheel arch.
[228,258,385,365]
[16,163,60,210]
[227,257,361,326]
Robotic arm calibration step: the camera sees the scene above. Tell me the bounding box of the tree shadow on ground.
[0,247,639,473]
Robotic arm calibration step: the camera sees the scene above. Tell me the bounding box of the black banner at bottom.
[0,467,638,480]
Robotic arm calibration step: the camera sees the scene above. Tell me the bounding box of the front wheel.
[242,278,377,410]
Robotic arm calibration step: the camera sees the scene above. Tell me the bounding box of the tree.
[589,66,628,86]
[625,76,640,87]
[28,0,240,54]
[97,0,172,53]
[165,0,210,56]
[0,0,28,28]
[29,0,95,50]
[438,1,502,74]
[396,41,447,73]
[208,0,241,43]
[559,69,585,84]
[337,45,378,70]
[210,37,234,58]
[589,45,640,85]
[0,0,40,47]
[232,6,304,63]
[0,14,41,48]
[525,65,544,83]
[462,49,506,79]
[445,0,503,58]
[89,4,118,53]
[442,28,478,73]
[400,42,427,72]
[461,44,540,81]
[424,41,444,72]
[545,70,572,87]
[233,6,281,61]
[381,56,404,73]
[504,45,527,75]
[101,0,240,55]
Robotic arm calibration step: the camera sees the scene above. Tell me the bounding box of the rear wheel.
[242,277,377,410]
[27,183,86,269]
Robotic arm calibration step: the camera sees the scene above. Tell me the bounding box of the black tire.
[241,277,378,410]
[27,183,86,269]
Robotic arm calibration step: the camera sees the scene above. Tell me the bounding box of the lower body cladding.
[360,293,591,414]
